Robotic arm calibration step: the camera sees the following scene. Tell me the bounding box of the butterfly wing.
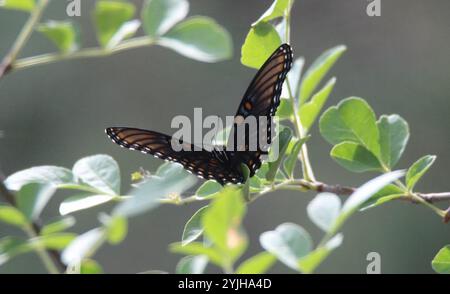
[106,127,244,184]
[228,44,293,176]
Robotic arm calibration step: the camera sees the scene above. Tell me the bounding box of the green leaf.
[195,181,222,199]
[0,0,34,12]
[72,154,121,195]
[299,77,336,131]
[432,245,450,274]
[307,193,341,232]
[30,233,77,250]
[176,255,208,274]
[16,183,56,221]
[320,97,381,158]
[37,21,79,53]
[406,155,436,191]
[330,142,382,173]
[260,223,313,271]
[102,215,128,245]
[266,127,292,182]
[236,252,276,274]
[41,216,76,235]
[283,136,309,178]
[277,99,294,121]
[282,58,305,100]
[114,163,197,217]
[252,0,293,26]
[142,0,189,37]
[202,187,247,262]
[62,227,106,265]
[106,19,140,49]
[81,259,103,274]
[299,45,346,104]
[241,22,281,69]
[329,171,405,236]
[359,184,404,211]
[5,166,75,191]
[377,114,409,169]
[59,194,116,215]
[298,234,343,274]
[170,242,223,266]
[0,205,27,227]
[159,17,232,62]
[182,206,208,246]
[0,237,31,265]
[93,0,136,47]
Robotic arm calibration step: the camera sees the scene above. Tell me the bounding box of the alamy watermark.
[366,251,381,274]
[366,0,381,17]
[168,108,280,161]
[66,0,81,17]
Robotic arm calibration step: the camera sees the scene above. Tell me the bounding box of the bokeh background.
[1,0,449,273]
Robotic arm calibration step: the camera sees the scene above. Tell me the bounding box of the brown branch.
[0,169,65,272]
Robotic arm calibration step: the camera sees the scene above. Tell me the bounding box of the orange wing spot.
[244,101,253,110]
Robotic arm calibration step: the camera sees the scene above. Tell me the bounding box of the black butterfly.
[106,44,293,185]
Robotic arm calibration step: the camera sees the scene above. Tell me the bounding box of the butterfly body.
[106,44,293,185]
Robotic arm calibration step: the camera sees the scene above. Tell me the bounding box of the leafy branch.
[1,0,450,274]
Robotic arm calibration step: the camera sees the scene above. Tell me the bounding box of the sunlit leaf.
[59,194,116,215]
[62,227,106,265]
[159,17,232,62]
[377,114,409,169]
[252,0,293,26]
[241,22,281,69]
[0,0,34,12]
[432,245,450,274]
[37,20,79,53]
[16,183,56,221]
[170,242,222,266]
[299,45,346,104]
[0,205,27,227]
[236,252,276,274]
[5,166,75,191]
[406,155,436,191]
[142,0,189,37]
[93,0,136,47]
[298,234,343,273]
[182,206,208,246]
[106,19,140,49]
[176,255,208,274]
[307,193,341,232]
[260,223,312,271]
[72,155,121,195]
[41,216,76,235]
[330,142,382,173]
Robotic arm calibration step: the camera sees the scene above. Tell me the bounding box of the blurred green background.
[0,0,449,273]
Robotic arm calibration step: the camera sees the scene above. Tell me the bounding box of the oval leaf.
[5,166,75,191]
[406,155,436,191]
[59,194,116,215]
[72,155,121,195]
[330,142,382,173]
[142,0,189,37]
[241,22,281,69]
[0,205,27,227]
[252,0,293,26]
[16,183,56,221]
[159,17,232,62]
[307,193,341,232]
[299,45,346,104]
[176,255,208,274]
[432,245,450,274]
[93,0,136,47]
[182,206,208,246]
[37,21,79,53]
[236,252,276,274]
[260,223,313,271]
[377,114,410,169]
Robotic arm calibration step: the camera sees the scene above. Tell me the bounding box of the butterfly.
[106,43,293,185]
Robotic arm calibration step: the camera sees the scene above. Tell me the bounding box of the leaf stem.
[23,224,60,274]
[0,0,50,79]
[284,2,316,182]
[12,36,155,72]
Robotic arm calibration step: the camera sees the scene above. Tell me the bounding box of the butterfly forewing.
[106,127,243,184]
[228,44,293,176]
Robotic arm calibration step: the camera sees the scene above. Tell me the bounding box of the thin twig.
[0,169,65,273]
[0,0,50,80]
